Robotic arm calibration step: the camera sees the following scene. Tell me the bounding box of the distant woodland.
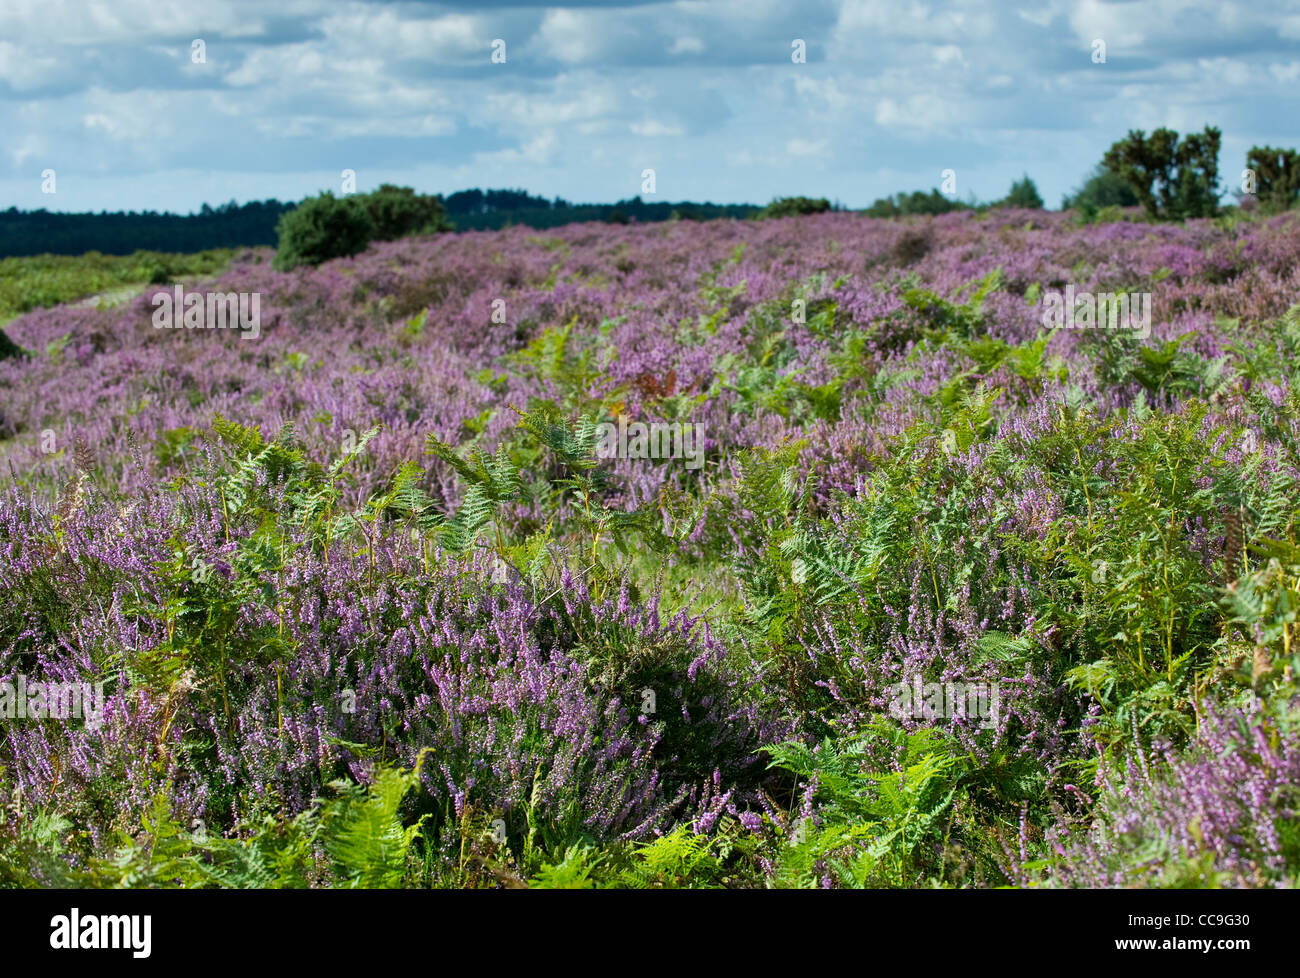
[0,191,762,257]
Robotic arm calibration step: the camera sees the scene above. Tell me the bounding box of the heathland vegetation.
[1,127,1299,887]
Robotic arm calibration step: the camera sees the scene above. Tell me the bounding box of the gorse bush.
[2,208,1299,887]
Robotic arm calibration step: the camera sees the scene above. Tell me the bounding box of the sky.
[1,0,1298,214]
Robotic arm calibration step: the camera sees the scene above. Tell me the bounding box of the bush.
[757,196,831,219]
[890,227,933,265]
[359,184,453,241]
[273,192,375,271]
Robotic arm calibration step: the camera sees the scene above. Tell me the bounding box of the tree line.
[0,190,761,259]
[3,129,1297,259]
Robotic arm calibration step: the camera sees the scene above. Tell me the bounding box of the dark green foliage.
[359,184,453,240]
[1244,145,1300,213]
[0,327,23,361]
[997,174,1044,210]
[757,196,832,219]
[765,726,977,887]
[0,201,292,258]
[273,192,376,270]
[863,188,965,218]
[0,192,764,257]
[1062,164,1140,214]
[443,192,759,230]
[1102,126,1222,220]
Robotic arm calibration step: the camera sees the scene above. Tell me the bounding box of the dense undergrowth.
[1,208,1298,887]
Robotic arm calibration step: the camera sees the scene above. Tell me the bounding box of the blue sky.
[2,0,1297,214]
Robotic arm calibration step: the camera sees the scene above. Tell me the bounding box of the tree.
[1101,126,1222,220]
[273,192,375,271]
[997,175,1044,210]
[1244,146,1300,213]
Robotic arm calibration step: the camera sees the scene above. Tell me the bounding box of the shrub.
[757,196,832,219]
[273,192,375,271]
[359,184,453,241]
[890,226,933,265]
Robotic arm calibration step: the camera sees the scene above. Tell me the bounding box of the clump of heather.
[1017,702,1300,888]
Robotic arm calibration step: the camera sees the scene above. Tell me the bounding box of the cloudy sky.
[2,0,1297,214]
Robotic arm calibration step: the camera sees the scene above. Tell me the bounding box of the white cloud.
[1269,61,1300,84]
[1,0,1297,216]
[874,94,959,130]
[835,0,994,43]
[473,129,559,169]
[0,42,67,91]
[631,120,684,137]
[0,0,270,45]
[1017,6,1057,28]
[932,44,965,65]
[786,138,828,156]
[1196,57,1250,86]
[226,45,327,88]
[321,11,487,62]
[669,36,705,55]
[483,79,619,128]
[535,9,601,64]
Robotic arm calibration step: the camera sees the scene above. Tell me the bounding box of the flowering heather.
[2,208,1299,888]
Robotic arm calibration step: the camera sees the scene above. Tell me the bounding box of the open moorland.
[1,208,1299,887]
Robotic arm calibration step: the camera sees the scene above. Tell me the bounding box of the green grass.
[0,249,236,326]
